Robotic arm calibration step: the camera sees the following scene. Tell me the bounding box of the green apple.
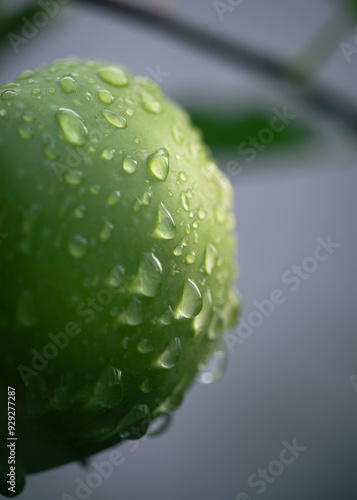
[0,59,239,487]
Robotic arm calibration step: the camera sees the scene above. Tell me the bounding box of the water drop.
[130,253,163,297]
[173,245,183,257]
[185,252,196,264]
[204,244,217,275]
[98,89,115,104]
[59,76,76,93]
[43,140,58,160]
[176,278,202,319]
[0,109,6,117]
[198,207,206,220]
[132,198,141,213]
[158,306,174,326]
[64,169,83,185]
[22,112,35,123]
[94,367,123,408]
[102,109,127,129]
[0,89,18,100]
[123,155,138,174]
[106,190,120,206]
[97,66,129,87]
[147,148,170,181]
[67,234,88,258]
[179,171,187,182]
[157,338,181,369]
[193,288,213,334]
[118,405,150,440]
[214,204,227,223]
[148,413,173,436]
[196,345,227,385]
[153,202,176,240]
[2,82,18,89]
[136,76,158,93]
[99,221,114,242]
[73,204,86,219]
[18,69,35,80]
[171,126,184,145]
[107,265,125,290]
[180,191,190,211]
[124,297,143,325]
[32,88,41,95]
[18,126,33,140]
[16,289,38,327]
[56,108,89,146]
[141,191,151,206]
[171,264,180,275]
[140,377,152,393]
[137,337,154,353]
[142,99,161,113]
[89,183,100,195]
[101,147,115,160]
[121,336,130,349]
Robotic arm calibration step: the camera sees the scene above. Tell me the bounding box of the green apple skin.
[0,59,239,475]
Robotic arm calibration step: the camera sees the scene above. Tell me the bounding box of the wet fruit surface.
[0,59,240,488]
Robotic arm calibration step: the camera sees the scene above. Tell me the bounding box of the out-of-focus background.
[1,0,357,499]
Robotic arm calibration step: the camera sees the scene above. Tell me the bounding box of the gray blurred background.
[1,0,357,499]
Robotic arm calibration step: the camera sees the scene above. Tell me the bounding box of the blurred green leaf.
[0,1,62,50]
[345,0,357,17]
[0,2,36,44]
[349,0,357,12]
[188,107,313,154]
